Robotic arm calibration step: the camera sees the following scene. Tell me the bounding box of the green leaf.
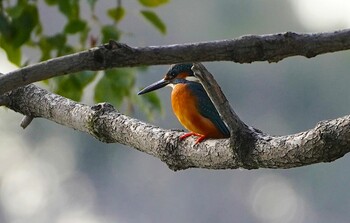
[139,91,162,118]
[40,34,72,58]
[95,74,123,106]
[140,10,166,34]
[138,0,169,7]
[45,0,58,5]
[46,34,67,49]
[87,0,97,11]
[58,0,79,19]
[79,26,90,47]
[101,25,120,43]
[77,71,98,87]
[57,44,74,57]
[0,14,14,40]
[39,34,67,61]
[64,19,87,34]
[0,1,39,48]
[38,37,53,61]
[35,22,43,35]
[6,2,25,18]
[52,71,97,101]
[11,4,39,47]
[107,7,125,23]
[94,69,135,107]
[0,37,21,65]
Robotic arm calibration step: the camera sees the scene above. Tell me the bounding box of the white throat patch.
[167,83,175,89]
[185,76,200,82]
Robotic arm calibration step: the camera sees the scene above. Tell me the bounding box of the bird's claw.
[180,132,207,145]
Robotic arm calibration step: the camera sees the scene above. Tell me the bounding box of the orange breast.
[171,84,225,138]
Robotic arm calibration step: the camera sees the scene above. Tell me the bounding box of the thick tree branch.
[4,84,350,170]
[5,84,233,170]
[1,29,350,95]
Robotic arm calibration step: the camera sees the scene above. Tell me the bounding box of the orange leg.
[179,132,207,145]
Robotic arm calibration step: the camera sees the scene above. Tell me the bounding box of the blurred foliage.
[140,10,166,34]
[0,0,169,118]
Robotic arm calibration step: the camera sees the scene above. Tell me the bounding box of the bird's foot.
[179,132,206,145]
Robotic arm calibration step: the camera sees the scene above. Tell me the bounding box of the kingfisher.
[138,63,230,144]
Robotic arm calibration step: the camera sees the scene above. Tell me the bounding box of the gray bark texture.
[2,30,350,171]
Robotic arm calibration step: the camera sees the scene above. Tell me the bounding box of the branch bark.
[1,29,350,95]
[2,29,350,170]
[5,83,350,170]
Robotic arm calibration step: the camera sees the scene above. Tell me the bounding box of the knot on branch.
[104,40,133,51]
[90,102,119,143]
[91,102,117,113]
[233,128,259,169]
[94,40,136,69]
[283,31,299,39]
[155,132,190,171]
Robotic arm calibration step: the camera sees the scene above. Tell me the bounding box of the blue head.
[138,63,198,95]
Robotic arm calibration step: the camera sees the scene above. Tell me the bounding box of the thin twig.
[20,115,34,129]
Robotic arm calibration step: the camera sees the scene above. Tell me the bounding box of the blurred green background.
[1,0,350,222]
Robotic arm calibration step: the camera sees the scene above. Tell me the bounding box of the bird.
[138,63,230,144]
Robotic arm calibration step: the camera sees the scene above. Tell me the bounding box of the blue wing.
[188,82,230,137]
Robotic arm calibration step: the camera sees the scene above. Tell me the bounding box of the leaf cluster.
[0,0,168,118]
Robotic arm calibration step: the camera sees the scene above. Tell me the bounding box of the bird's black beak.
[138,78,169,95]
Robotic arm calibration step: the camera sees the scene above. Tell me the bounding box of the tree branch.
[5,84,350,170]
[1,29,350,95]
